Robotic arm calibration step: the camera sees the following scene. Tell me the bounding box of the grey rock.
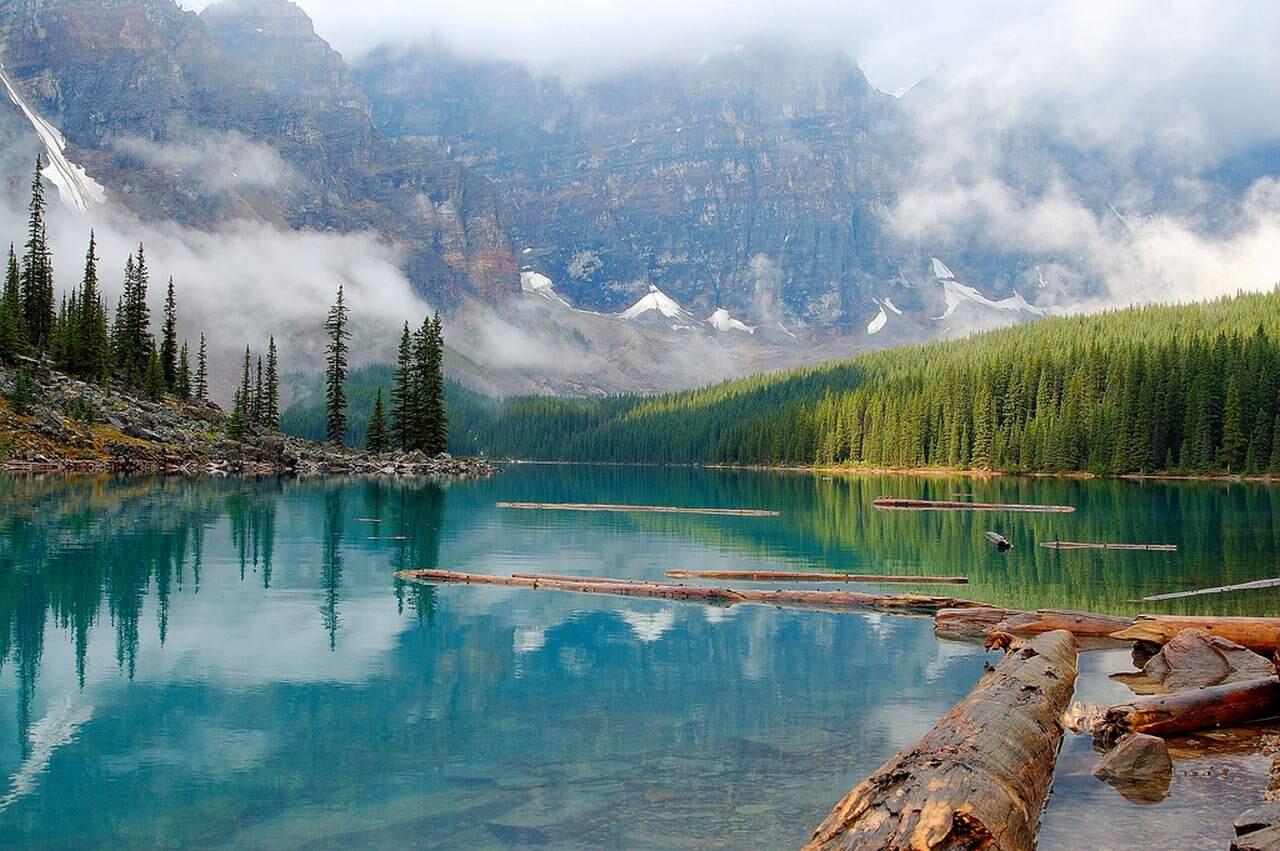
[1093,733,1173,805]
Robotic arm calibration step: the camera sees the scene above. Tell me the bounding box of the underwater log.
[496,502,780,517]
[873,497,1075,513]
[663,570,969,585]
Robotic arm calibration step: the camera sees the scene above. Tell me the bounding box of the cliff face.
[355,44,919,330]
[0,0,518,304]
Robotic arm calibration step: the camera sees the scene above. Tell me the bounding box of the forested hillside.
[448,289,1280,474]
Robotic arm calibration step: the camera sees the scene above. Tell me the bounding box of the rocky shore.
[0,359,498,479]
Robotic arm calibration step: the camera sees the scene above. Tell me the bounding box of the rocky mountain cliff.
[0,0,517,304]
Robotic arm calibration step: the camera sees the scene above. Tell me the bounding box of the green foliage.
[323,286,350,444]
[7,367,38,415]
[365,388,390,453]
[64,395,95,423]
[0,244,28,362]
[20,158,54,350]
[450,288,1280,475]
[143,348,166,401]
[160,278,178,390]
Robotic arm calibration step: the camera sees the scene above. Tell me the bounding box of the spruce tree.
[1,244,27,360]
[143,347,166,400]
[252,355,264,426]
[20,158,54,350]
[366,387,389,453]
[391,322,414,450]
[161,278,178,390]
[195,333,208,400]
[227,389,247,440]
[75,232,105,380]
[323,286,350,444]
[264,336,279,430]
[176,342,191,400]
[425,311,448,455]
[239,346,252,420]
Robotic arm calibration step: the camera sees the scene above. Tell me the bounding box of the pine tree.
[425,311,448,455]
[143,347,166,400]
[391,322,414,450]
[20,158,54,350]
[195,333,208,401]
[365,387,389,453]
[252,355,264,426]
[239,346,252,420]
[176,342,191,400]
[1220,375,1246,471]
[227,389,247,440]
[264,336,279,430]
[74,232,109,381]
[323,286,350,444]
[160,277,178,390]
[0,244,27,362]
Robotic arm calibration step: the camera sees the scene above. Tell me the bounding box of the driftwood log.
[1041,541,1177,552]
[935,607,1133,644]
[1098,676,1280,741]
[664,570,969,585]
[1112,616,1280,656]
[873,497,1075,514]
[806,631,1079,851]
[1143,576,1280,602]
[395,570,991,614]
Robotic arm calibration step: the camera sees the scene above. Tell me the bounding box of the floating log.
[496,502,779,517]
[1112,616,1280,656]
[1042,541,1177,552]
[1142,577,1280,602]
[985,531,1012,551]
[1098,676,1280,741]
[663,570,969,585]
[873,497,1075,514]
[395,570,991,615]
[806,631,1079,851]
[512,572,668,586]
[935,607,1133,644]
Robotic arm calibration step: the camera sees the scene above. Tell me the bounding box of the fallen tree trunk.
[1042,541,1177,552]
[395,570,991,614]
[873,497,1075,514]
[664,570,969,585]
[1112,616,1280,656]
[1142,577,1280,602]
[1098,676,1280,741]
[496,502,779,517]
[934,608,1132,643]
[806,631,1079,851]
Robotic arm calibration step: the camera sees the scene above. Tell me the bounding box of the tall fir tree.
[425,311,448,454]
[143,347,166,400]
[323,286,350,444]
[20,157,54,350]
[264,336,280,430]
[195,333,208,400]
[160,277,178,390]
[391,322,414,450]
[0,244,26,362]
[365,387,389,453]
[176,341,191,400]
[252,355,264,426]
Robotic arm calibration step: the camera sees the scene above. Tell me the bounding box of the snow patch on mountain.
[520,270,573,308]
[707,307,754,333]
[619,285,696,328]
[867,305,888,335]
[931,257,1044,320]
[882,297,903,315]
[0,63,106,213]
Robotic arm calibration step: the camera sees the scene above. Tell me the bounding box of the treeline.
[451,288,1280,475]
[0,157,277,423]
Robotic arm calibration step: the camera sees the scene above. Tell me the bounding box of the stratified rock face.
[355,44,915,329]
[0,0,518,304]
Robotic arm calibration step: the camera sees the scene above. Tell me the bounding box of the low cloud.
[114,132,297,193]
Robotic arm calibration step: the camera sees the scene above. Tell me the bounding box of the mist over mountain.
[0,0,1277,394]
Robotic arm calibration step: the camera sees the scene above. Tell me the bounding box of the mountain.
[0,0,517,305]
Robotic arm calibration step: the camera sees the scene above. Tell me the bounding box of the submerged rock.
[1144,629,1276,691]
[1093,733,1173,804]
[1234,803,1280,850]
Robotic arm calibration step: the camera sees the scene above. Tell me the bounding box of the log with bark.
[394,570,991,615]
[496,502,780,517]
[873,497,1075,513]
[1112,616,1280,657]
[1142,577,1280,602]
[1097,676,1280,742]
[934,606,1011,641]
[806,630,1079,851]
[664,570,969,585]
[1041,541,1177,552]
[934,607,1133,645]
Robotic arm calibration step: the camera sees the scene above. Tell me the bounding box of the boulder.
[1234,804,1280,851]
[1144,629,1276,691]
[1092,732,1173,804]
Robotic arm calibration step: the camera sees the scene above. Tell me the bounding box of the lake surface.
[0,467,1276,848]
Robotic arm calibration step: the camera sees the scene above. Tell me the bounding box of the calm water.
[0,467,1276,848]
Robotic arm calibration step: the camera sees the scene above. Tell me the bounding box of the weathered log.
[496,501,779,517]
[395,570,991,615]
[1143,576,1280,602]
[1041,541,1177,552]
[934,606,1011,641]
[512,573,667,586]
[1099,676,1280,741]
[873,497,1075,513]
[1112,616,1280,656]
[984,531,1012,551]
[806,631,1079,851]
[663,570,969,585]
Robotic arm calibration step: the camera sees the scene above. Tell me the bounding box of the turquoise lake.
[0,467,1277,848]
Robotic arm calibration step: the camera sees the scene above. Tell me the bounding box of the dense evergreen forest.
[443,289,1280,475]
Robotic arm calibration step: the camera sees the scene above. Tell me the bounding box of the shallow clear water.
[0,468,1275,848]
